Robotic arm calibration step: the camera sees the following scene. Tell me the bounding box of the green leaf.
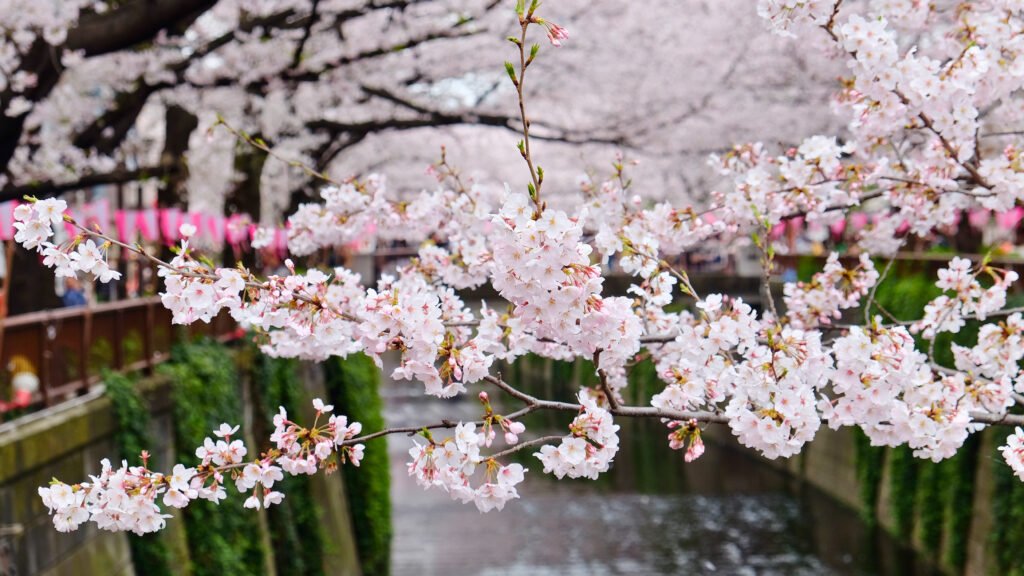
[504,61,518,84]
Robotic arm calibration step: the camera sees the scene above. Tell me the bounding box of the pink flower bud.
[545,23,569,47]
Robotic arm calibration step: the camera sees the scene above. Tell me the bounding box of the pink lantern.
[787,216,805,234]
[996,207,1024,231]
[829,218,847,238]
[968,209,991,230]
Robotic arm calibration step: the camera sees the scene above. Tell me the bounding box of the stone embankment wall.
[761,425,1005,575]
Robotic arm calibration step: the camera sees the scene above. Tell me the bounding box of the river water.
[383,377,936,576]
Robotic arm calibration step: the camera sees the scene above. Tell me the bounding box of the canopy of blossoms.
[13,0,1024,536]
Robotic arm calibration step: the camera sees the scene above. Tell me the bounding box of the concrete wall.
[0,384,156,576]
[738,425,1002,575]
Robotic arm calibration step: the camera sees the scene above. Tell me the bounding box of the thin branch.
[509,7,543,215]
[864,251,897,325]
[482,374,729,424]
[487,435,564,460]
[595,350,620,410]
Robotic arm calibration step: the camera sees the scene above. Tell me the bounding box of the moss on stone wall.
[160,340,268,576]
[252,355,326,576]
[852,429,885,526]
[104,370,175,576]
[943,435,978,570]
[850,269,1014,572]
[325,353,392,576]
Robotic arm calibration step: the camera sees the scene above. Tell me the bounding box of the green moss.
[628,358,657,406]
[888,446,917,537]
[324,354,392,576]
[159,340,267,576]
[252,355,326,576]
[123,329,144,366]
[853,429,885,525]
[795,255,821,282]
[943,434,979,570]
[104,370,174,576]
[916,458,944,553]
[89,338,114,374]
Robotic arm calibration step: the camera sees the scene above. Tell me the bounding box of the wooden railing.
[0,297,237,409]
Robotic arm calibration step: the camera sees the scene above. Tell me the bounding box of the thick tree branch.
[0,164,177,203]
[68,0,218,57]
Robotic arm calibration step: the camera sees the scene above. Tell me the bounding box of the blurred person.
[62,276,87,307]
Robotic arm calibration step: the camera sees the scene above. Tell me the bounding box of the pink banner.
[207,215,226,246]
[189,212,204,240]
[159,208,182,244]
[115,210,139,243]
[786,216,804,233]
[274,229,289,256]
[226,214,251,246]
[0,201,16,240]
[83,198,110,232]
[65,207,83,237]
[137,209,159,242]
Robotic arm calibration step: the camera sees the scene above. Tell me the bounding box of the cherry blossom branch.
[441,319,679,345]
[506,2,552,216]
[864,251,898,325]
[482,375,729,424]
[595,350,620,410]
[212,116,341,186]
[60,214,359,323]
[820,12,992,190]
[487,435,565,460]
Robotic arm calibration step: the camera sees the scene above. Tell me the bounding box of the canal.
[382,369,940,576]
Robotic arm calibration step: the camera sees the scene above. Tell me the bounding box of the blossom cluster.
[783,253,879,328]
[535,394,620,479]
[913,258,1019,339]
[1001,428,1024,482]
[37,400,364,533]
[667,419,705,463]
[18,0,1024,534]
[407,422,527,513]
[725,327,832,459]
[15,198,122,282]
[707,137,864,233]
